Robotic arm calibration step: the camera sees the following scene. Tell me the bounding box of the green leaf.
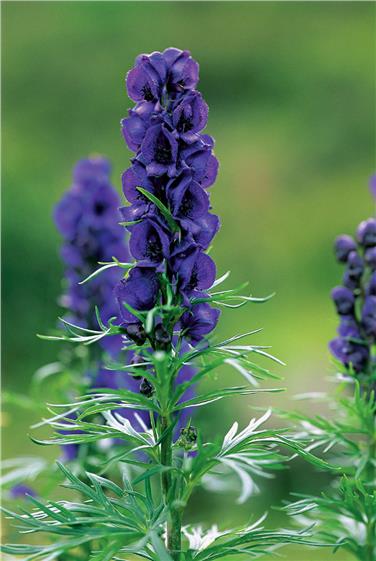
[137,187,179,232]
[150,532,174,561]
[79,261,133,285]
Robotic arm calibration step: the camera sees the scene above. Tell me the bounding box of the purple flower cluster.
[117,48,220,346]
[329,217,376,373]
[54,157,136,462]
[54,157,130,355]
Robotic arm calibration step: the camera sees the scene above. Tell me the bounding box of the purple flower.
[180,303,220,345]
[365,247,376,270]
[54,157,129,345]
[331,286,355,316]
[343,270,360,291]
[180,135,219,187]
[139,124,178,177]
[163,48,199,92]
[173,248,216,297]
[361,296,376,340]
[115,266,160,324]
[330,206,376,375]
[10,484,36,499]
[121,101,158,152]
[368,272,376,296]
[329,338,369,373]
[54,193,83,240]
[119,49,220,348]
[346,251,364,280]
[334,235,357,263]
[129,219,171,265]
[338,316,361,339]
[126,60,161,103]
[357,218,376,248]
[167,172,209,224]
[172,91,208,142]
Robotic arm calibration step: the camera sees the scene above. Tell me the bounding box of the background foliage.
[2,2,375,559]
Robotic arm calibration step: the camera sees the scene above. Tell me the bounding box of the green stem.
[160,415,182,560]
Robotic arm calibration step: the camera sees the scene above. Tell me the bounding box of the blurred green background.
[2,2,375,559]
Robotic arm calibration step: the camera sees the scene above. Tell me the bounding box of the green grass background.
[2,2,375,559]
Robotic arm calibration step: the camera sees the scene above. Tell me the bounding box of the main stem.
[161,415,182,561]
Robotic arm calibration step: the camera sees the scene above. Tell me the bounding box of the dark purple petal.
[365,247,376,271]
[334,235,357,263]
[126,63,160,102]
[73,157,111,187]
[331,286,355,316]
[361,296,376,340]
[180,303,220,345]
[343,270,360,291]
[114,267,159,323]
[140,124,178,177]
[368,272,376,296]
[121,101,157,151]
[174,249,216,293]
[168,174,209,221]
[357,218,376,248]
[338,316,361,339]
[346,251,364,280]
[10,484,37,499]
[129,219,170,264]
[54,192,82,239]
[164,48,199,92]
[329,337,369,373]
[201,155,219,188]
[172,91,208,138]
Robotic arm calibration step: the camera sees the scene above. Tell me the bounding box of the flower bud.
[356,218,376,248]
[361,296,376,340]
[177,425,198,450]
[343,271,359,291]
[139,377,154,397]
[130,353,146,380]
[331,286,355,316]
[334,235,356,263]
[365,247,376,271]
[347,251,364,280]
[122,322,147,346]
[154,324,172,351]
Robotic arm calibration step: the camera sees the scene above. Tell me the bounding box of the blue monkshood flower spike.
[329,190,376,374]
[54,156,160,461]
[118,47,221,347]
[54,156,130,355]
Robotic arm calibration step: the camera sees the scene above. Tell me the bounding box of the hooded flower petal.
[115,266,160,323]
[140,124,178,177]
[126,62,161,102]
[331,286,355,316]
[174,249,216,294]
[168,173,209,222]
[163,48,199,92]
[357,218,376,248]
[129,219,171,264]
[180,303,220,345]
[172,91,208,140]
